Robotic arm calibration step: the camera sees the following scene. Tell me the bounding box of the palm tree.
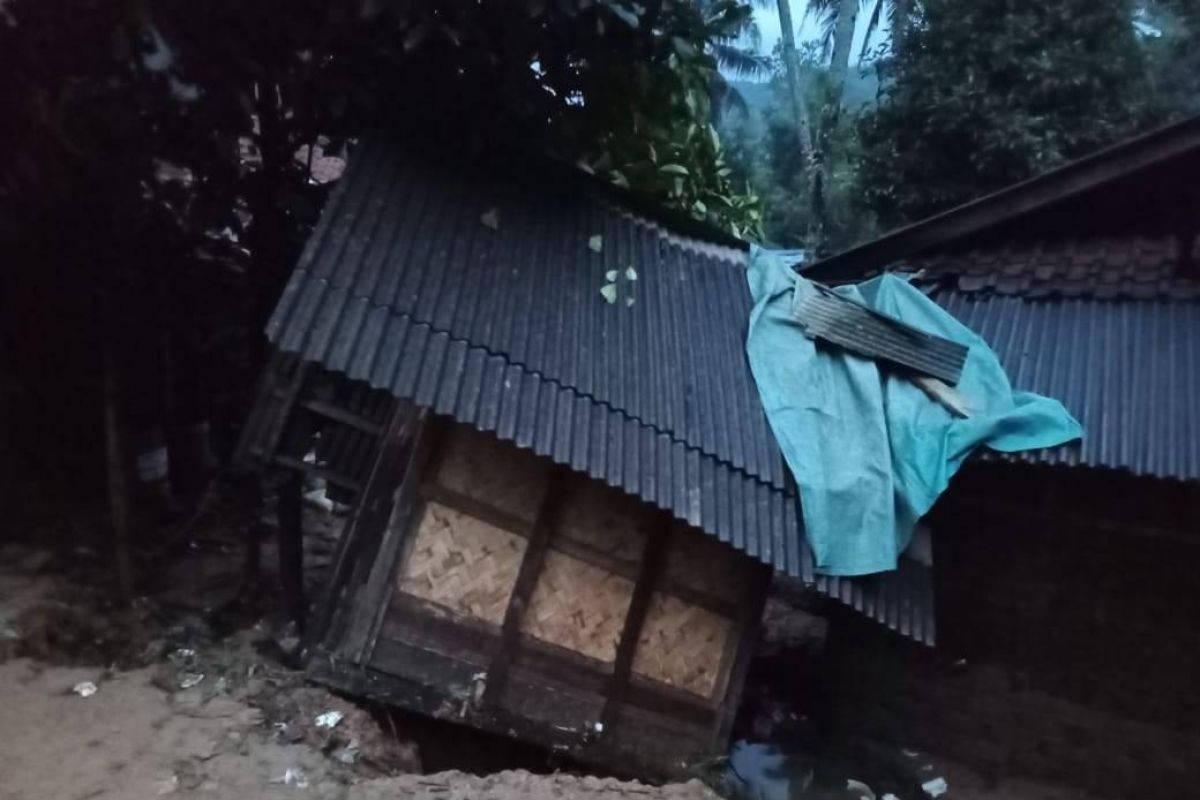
[774,0,815,163]
[808,0,917,101]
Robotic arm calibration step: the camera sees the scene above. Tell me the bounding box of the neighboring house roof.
[263,136,936,644]
[806,114,1200,283]
[801,117,1200,482]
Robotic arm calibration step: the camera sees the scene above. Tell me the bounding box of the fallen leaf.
[480,208,500,230]
[588,234,603,253]
[625,266,637,281]
[600,283,618,304]
[605,269,618,281]
[625,296,635,307]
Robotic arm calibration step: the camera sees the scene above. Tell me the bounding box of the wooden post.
[277,469,306,628]
[481,469,569,708]
[103,345,136,608]
[596,514,670,736]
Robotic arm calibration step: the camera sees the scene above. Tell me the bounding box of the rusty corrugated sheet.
[261,136,937,643]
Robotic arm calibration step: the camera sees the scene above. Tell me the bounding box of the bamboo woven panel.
[522,550,634,663]
[434,425,550,524]
[632,593,732,698]
[397,501,528,626]
[556,481,648,566]
[662,524,744,604]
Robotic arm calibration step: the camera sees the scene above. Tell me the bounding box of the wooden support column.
[277,469,307,628]
[306,399,412,652]
[338,406,435,664]
[481,469,569,708]
[709,562,771,749]
[596,514,671,736]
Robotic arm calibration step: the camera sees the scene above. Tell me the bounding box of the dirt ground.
[0,518,1088,800]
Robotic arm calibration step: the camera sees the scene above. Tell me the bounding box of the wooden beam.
[596,512,671,736]
[480,468,570,707]
[272,454,363,493]
[277,469,307,627]
[297,397,385,436]
[337,406,436,664]
[305,398,405,653]
[709,562,771,749]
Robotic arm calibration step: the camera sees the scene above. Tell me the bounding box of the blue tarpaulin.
[745,246,1083,577]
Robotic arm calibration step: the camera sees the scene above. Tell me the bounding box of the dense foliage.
[0,0,764,509]
[856,0,1161,226]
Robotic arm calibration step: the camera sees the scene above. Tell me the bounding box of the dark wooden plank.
[231,349,290,468]
[709,562,771,750]
[418,483,537,540]
[316,639,707,781]
[271,454,363,492]
[277,469,307,627]
[298,397,385,436]
[260,357,310,462]
[305,398,404,653]
[480,468,570,706]
[337,407,436,663]
[597,512,670,735]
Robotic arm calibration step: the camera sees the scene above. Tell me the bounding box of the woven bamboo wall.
[393,425,746,701]
[662,524,744,605]
[632,592,731,697]
[434,425,550,524]
[522,550,634,663]
[556,482,648,567]
[397,501,527,626]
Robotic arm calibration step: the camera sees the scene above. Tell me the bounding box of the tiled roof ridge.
[902,234,1200,300]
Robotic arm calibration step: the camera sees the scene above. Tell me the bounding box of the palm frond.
[711,41,773,78]
[857,0,884,62]
[710,76,751,117]
[800,0,839,63]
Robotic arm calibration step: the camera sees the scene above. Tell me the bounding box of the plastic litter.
[334,738,360,765]
[845,778,876,799]
[178,672,205,690]
[73,681,98,698]
[315,710,344,729]
[922,777,948,797]
[154,774,180,795]
[273,768,310,789]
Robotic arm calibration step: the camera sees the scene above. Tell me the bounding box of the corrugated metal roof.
[262,136,936,643]
[933,288,1200,480]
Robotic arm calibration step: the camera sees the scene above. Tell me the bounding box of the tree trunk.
[891,0,913,57]
[775,0,814,164]
[829,0,860,101]
[104,344,136,607]
[775,0,825,251]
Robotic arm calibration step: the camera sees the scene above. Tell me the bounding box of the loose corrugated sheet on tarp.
[258,136,937,644]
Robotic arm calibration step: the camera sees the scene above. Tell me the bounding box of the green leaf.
[658,164,689,176]
[605,1,642,28]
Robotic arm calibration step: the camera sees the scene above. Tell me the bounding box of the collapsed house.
[805,117,1200,797]
[235,137,932,778]
[238,115,1200,791]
